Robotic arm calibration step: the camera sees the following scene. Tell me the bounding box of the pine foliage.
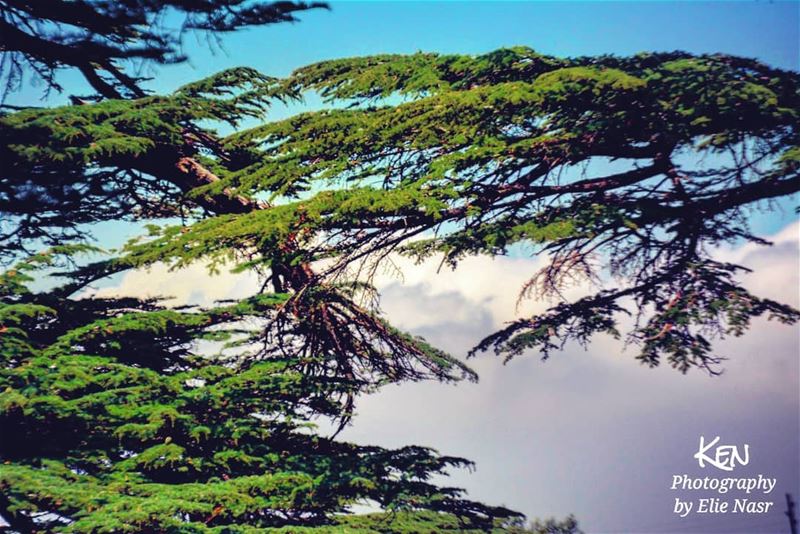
[0,248,520,531]
[0,5,534,531]
[1,10,797,532]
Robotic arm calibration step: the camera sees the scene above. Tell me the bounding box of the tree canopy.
[1,2,534,532]
[0,245,523,532]
[1,3,798,531]
[4,47,798,372]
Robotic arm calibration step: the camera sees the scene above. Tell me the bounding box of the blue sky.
[9,2,800,532]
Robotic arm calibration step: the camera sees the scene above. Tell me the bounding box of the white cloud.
[87,261,260,307]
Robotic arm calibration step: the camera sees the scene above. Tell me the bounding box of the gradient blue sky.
[9,2,800,533]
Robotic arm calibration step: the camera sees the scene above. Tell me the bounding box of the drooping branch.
[0,0,327,99]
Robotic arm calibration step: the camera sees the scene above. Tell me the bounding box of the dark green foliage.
[2,13,792,530]
[7,47,792,371]
[0,0,327,99]
[0,250,520,532]
[523,515,583,534]
[0,68,284,256]
[220,48,799,371]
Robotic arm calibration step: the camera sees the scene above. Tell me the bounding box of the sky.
[9,1,800,533]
